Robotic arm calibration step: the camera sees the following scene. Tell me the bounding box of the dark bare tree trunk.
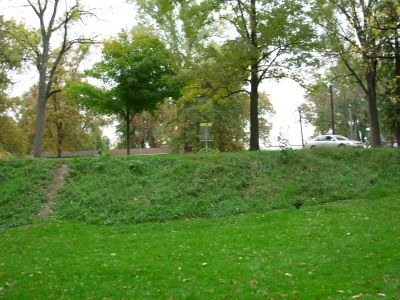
[126,109,131,155]
[33,40,50,157]
[33,97,46,157]
[249,67,259,151]
[57,140,62,158]
[365,58,381,146]
[249,0,260,151]
[395,33,400,147]
[56,121,64,158]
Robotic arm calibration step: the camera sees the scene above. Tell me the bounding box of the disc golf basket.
[199,123,213,152]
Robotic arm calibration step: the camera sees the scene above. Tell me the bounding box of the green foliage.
[171,94,250,152]
[0,15,26,92]
[169,39,274,151]
[0,115,27,156]
[0,158,59,229]
[70,28,181,150]
[134,0,220,62]
[303,61,369,141]
[114,102,177,149]
[309,0,400,146]
[19,84,104,156]
[90,29,180,112]
[0,197,399,298]
[135,0,313,150]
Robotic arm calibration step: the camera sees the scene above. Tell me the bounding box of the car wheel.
[310,145,316,149]
[338,144,345,148]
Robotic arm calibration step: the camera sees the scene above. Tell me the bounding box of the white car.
[305,135,364,148]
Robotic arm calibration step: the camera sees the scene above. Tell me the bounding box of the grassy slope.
[53,148,400,225]
[0,149,399,298]
[0,159,59,229]
[0,149,399,228]
[0,197,399,299]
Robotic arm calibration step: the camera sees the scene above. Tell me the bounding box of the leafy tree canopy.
[68,28,181,153]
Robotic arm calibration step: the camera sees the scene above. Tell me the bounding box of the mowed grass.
[1,197,399,299]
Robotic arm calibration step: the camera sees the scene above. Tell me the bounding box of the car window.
[316,136,326,141]
[335,135,348,140]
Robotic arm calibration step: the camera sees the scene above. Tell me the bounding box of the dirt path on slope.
[37,164,69,219]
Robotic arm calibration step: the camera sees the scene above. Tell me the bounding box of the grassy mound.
[53,148,400,225]
[0,158,59,229]
[1,149,399,298]
[1,149,399,228]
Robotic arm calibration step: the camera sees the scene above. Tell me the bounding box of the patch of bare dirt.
[37,164,69,219]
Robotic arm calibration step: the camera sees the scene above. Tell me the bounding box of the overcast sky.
[1,0,314,148]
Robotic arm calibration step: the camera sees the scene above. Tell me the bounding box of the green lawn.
[1,197,399,299]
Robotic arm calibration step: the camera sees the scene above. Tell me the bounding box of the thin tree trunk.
[249,68,259,151]
[365,64,381,146]
[395,33,400,147]
[57,144,62,158]
[56,121,64,158]
[33,88,47,157]
[126,109,131,156]
[249,0,260,151]
[33,102,46,157]
[183,102,192,153]
[33,66,48,157]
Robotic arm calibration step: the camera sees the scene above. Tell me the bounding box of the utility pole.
[298,107,305,148]
[330,85,335,134]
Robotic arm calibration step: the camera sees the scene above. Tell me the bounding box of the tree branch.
[342,57,368,94]
[258,48,282,84]
[236,0,250,40]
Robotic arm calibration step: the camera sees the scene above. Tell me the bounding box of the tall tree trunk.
[365,63,381,146]
[33,101,46,157]
[394,32,400,147]
[28,0,90,157]
[249,68,259,151]
[249,0,260,151]
[33,69,48,157]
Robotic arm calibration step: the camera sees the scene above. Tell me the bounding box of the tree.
[0,97,28,156]
[134,0,219,64]
[0,15,26,92]
[70,29,180,155]
[212,0,314,150]
[311,0,398,146]
[302,63,369,142]
[169,44,275,152]
[376,1,400,146]
[115,102,176,149]
[16,0,94,157]
[0,16,29,156]
[19,85,101,156]
[135,0,314,151]
[134,0,222,152]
